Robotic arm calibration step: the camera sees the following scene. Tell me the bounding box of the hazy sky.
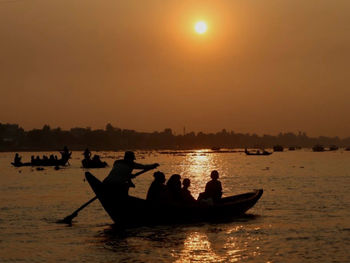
[1,0,350,137]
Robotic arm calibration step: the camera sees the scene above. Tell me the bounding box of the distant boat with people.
[81,149,108,168]
[82,157,108,168]
[312,145,325,152]
[244,148,272,156]
[11,147,71,167]
[328,145,339,151]
[85,172,263,228]
[273,145,284,152]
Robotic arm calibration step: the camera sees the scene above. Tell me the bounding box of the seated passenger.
[198,170,223,203]
[181,178,196,204]
[165,174,182,204]
[92,154,101,163]
[146,171,166,202]
[49,155,55,162]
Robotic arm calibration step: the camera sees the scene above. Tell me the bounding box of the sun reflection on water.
[173,232,226,263]
[178,150,218,198]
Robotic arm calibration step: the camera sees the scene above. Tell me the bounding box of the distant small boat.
[245,149,272,156]
[345,147,350,151]
[211,147,221,151]
[273,145,284,152]
[328,145,339,151]
[11,154,71,167]
[312,145,324,152]
[82,158,108,168]
[288,147,296,151]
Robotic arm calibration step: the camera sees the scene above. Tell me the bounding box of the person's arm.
[133,162,159,170]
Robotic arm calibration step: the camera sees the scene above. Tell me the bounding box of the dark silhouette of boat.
[244,149,272,156]
[82,158,108,168]
[11,153,71,167]
[273,145,284,152]
[288,146,296,151]
[85,172,263,228]
[328,145,339,151]
[312,145,325,152]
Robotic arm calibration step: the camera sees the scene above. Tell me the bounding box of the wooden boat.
[273,145,284,152]
[312,145,324,152]
[11,154,71,167]
[82,159,108,168]
[85,172,263,228]
[245,149,272,156]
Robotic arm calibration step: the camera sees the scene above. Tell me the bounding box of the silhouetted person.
[146,171,166,202]
[49,154,55,163]
[35,156,40,164]
[165,174,182,204]
[103,151,159,198]
[83,148,91,160]
[60,146,71,159]
[181,178,196,204]
[31,155,35,164]
[198,170,222,203]
[14,153,21,165]
[92,154,101,163]
[42,155,49,164]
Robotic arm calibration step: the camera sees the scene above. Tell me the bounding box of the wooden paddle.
[58,167,157,224]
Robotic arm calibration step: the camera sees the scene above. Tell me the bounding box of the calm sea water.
[0,150,350,262]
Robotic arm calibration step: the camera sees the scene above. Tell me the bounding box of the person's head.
[124,151,136,162]
[183,178,191,189]
[153,171,166,184]
[167,174,181,189]
[211,170,219,180]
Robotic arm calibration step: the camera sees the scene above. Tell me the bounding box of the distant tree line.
[0,122,349,151]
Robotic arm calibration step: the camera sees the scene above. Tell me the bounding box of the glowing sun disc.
[195,21,207,34]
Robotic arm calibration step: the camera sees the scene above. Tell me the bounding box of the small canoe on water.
[85,173,263,228]
[82,159,108,168]
[245,149,272,156]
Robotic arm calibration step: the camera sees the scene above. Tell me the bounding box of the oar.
[58,167,156,224]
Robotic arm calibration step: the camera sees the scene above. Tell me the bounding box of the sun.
[194,21,207,34]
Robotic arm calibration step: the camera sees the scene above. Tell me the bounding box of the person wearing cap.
[103,151,159,197]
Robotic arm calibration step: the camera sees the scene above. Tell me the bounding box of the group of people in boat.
[82,148,107,168]
[103,151,223,205]
[146,170,222,205]
[12,146,72,166]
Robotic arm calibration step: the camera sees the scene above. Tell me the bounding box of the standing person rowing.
[103,151,159,198]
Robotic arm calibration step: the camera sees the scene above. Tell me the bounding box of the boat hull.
[86,173,263,228]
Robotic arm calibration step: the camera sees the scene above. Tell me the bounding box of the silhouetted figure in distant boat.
[92,154,101,163]
[146,171,166,202]
[42,155,49,164]
[103,151,159,198]
[14,153,22,165]
[60,146,71,160]
[83,148,91,160]
[181,178,196,204]
[198,170,222,203]
[31,156,35,164]
[49,155,55,163]
[164,174,182,204]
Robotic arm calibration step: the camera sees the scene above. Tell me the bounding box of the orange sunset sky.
[1,0,350,137]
